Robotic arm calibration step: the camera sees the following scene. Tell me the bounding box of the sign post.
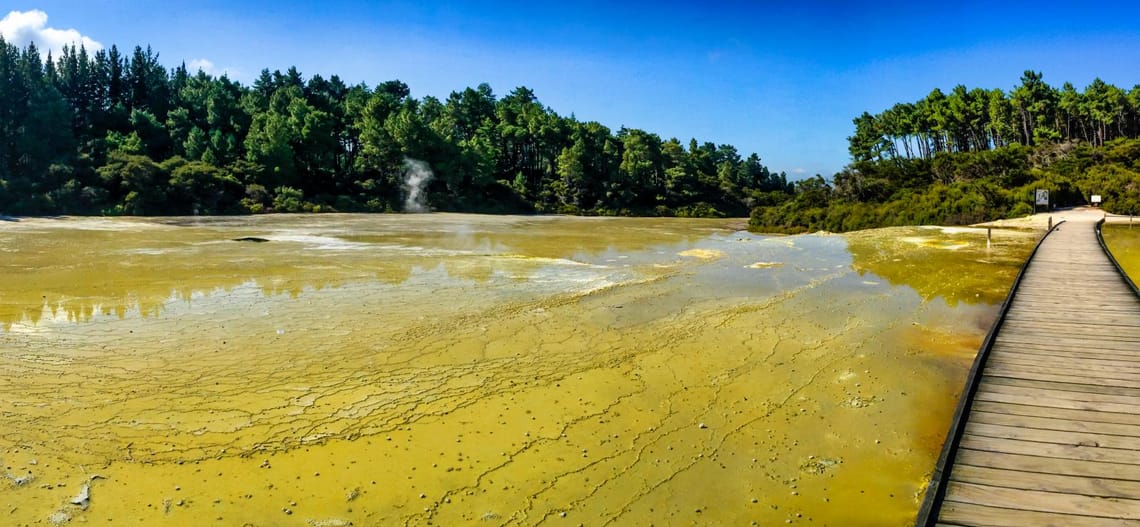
[1034,189,1049,213]
[1091,194,1102,207]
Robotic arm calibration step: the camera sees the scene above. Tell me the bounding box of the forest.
[5,36,1140,231]
[0,38,793,217]
[751,71,1140,232]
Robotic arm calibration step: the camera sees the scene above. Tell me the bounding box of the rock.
[307,520,352,527]
[232,237,270,243]
[799,457,841,475]
[69,483,90,510]
[48,510,71,525]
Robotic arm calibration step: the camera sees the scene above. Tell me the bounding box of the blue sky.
[5,1,1140,177]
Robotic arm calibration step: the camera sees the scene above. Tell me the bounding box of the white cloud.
[188,58,216,74]
[792,167,807,175]
[187,58,238,78]
[0,9,102,57]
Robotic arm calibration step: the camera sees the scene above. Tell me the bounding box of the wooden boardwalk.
[919,217,1140,526]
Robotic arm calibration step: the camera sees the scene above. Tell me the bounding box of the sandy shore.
[973,206,1121,229]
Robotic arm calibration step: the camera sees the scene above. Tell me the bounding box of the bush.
[272,186,304,213]
[1009,202,1034,217]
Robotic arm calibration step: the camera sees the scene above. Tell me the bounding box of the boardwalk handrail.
[913,220,1065,526]
[1095,218,1140,299]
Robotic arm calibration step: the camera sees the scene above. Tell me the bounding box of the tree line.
[848,71,1140,162]
[0,38,793,217]
[752,72,1140,233]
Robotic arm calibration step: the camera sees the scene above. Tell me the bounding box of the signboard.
[1092,194,1103,204]
[1035,189,1049,206]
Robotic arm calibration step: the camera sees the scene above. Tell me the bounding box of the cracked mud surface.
[0,214,1039,526]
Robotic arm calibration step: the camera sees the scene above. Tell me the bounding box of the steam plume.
[402,158,434,213]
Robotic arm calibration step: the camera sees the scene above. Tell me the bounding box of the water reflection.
[847,226,1037,305]
[0,215,1039,527]
[0,215,728,330]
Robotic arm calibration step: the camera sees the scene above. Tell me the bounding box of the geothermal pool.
[1104,222,1140,282]
[0,214,1038,526]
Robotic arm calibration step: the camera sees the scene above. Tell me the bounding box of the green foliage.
[752,136,1140,233]
[241,184,269,213]
[0,37,789,217]
[96,151,166,215]
[167,160,242,214]
[847,71,1140,163]
[272,186,305,213]
[13,35,1140,228]
[753,71,1140,234]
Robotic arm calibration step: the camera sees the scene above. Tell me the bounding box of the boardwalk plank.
[964,422,1140,451]
[970,400,1140,427]
[995,336,1140,353]
[984,362,1140,383]
[979,381,1140,406]
[956,448,1140,481]
[971,410,1140,437]
[988,358,1140,378]
[951,464,1140,499]
[979,371,1140,391]
[990,343,1140,360]
[960,434,1140,465]
[940,500,1140,526]
[992,350,1140,369]
[998,323,1140,339]
[945,481,1140,519]
[983,376,1140,398]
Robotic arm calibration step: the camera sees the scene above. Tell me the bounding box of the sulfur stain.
[1104,223,1140,283]
[0,214,1039,526]
[678,248,725,260]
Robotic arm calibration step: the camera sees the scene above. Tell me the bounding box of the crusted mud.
[0,214,1038,526]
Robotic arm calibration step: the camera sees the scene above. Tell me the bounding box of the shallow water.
[0,214,1038,526]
